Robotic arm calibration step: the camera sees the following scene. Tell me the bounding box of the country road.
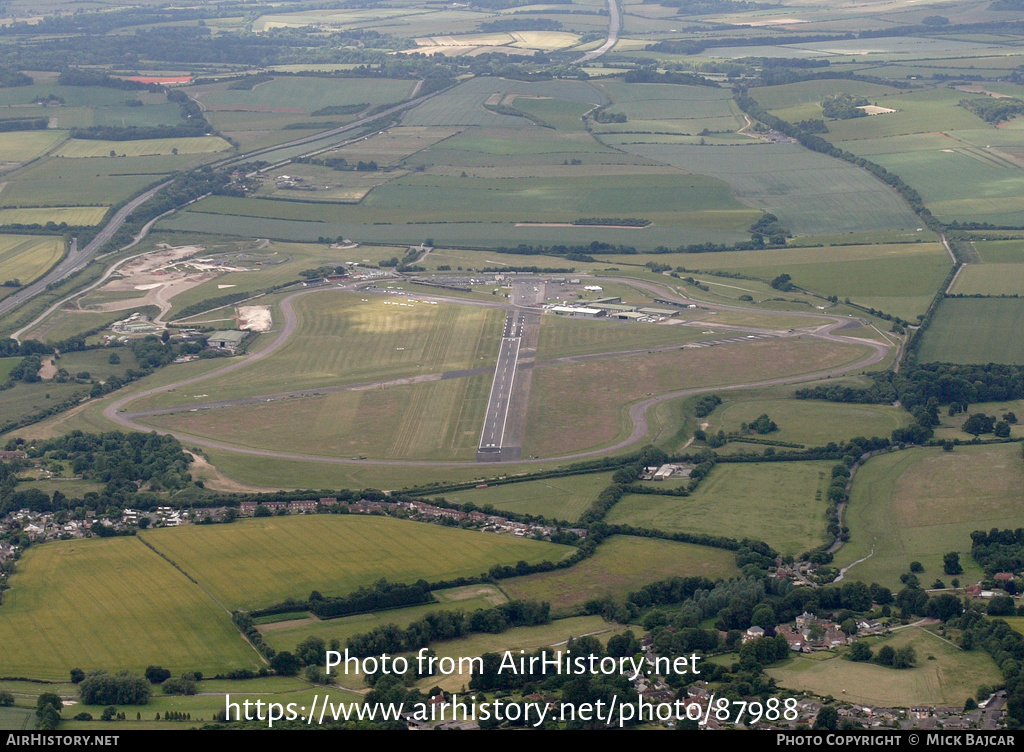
[0,181,171,320]
[1,85,449,332]
[574,0,620,64]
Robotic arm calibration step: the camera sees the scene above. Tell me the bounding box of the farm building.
[206,330,246,351]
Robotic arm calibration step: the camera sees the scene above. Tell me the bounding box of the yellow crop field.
[56,136,233,158]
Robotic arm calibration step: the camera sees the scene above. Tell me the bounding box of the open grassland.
[767,627,1001,708]
[832,444,1022,590]
[0,130,65,163]
[536,316,721,360]
[606,461,832,556]
[656,242,949,321]
[590,80,744,135]
[194,171,751,229]
[974,239,1024,263]
[56,136,232,158]
[501,536,738,616]
[847,134,1024,226]
[825,88,987,143]
[159,210,751,250]
[0,537,258,680]
[613,141,921,236]
[260,584,508,654]
[523,336,872,457]
[0,206,106,226]
[440,471,616,522]
[0,235,63,285]
[751,79,900,112]
[191,77,415,114]
[402,77,605,128]
[949,264,1024,296]
[141,515,574,611]
[157,291,503,404]
[918,298,1024,364]
[142,373,493,461]
[1,156,182,207]
[512,97,593,131]
[411,127,617,163]
[704,398,913,447]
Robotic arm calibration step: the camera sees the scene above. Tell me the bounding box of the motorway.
[0,181,171,320]
[1,85,451,329]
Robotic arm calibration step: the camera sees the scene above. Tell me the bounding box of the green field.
[0,206,107,226]
[56,136,233,158]
[439,471,616,521]
[260,584,508,654]
[606,461,833,556]
[751,79,900,112]
[702,398,913,448]
[536,315,719,361]
[192,76,415,114]
[650,242,949,320]
[0,130,66,163]
[832,444,1023,590]
[1,155,185,207]
[501,535,738,616]
[974,239,1024,264]
[949,264,1024,296]
[918,298,1024,364]
[144,372,493,461]
[155,291,503,405]
[0,537,259,681]
[0,235,63,286]
[523,336,871,457]
[767,626,1002,707]
[141,515,574,610]
[402,77,605,128]
[612,141,922,236]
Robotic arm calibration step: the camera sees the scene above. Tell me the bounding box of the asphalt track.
[103,278,893,468]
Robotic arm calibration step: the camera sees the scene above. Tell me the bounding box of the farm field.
[0,235,63,286]
[0,536,259,681]
[501,536,739,616]
[846,136,1024,226]
[158,210,752,250]
[0,130,66,164]
[612,141,922,236]
[190,77,416,114]
[654,241,950,320]
[751,79,901,112]
[917,298,1024,364]
[523,336,873,457]
[0,206,106,226]
[439,471,616,522]
[402,77,606,128]
[140,515,574,611]
[701,397,913,448]
[589,80,744,135]
[189,171,752,229]
[832,444,1023,590]
[605,461,833,556]
[55,136,232,158]
[767,627,1001,708]
[260,584,507,655]
[949,264,1024,296]
[1,155,184,207]
[974,239,1024,264]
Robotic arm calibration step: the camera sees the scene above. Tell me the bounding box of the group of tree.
[78,670,151,705]
[821,93,870,119]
